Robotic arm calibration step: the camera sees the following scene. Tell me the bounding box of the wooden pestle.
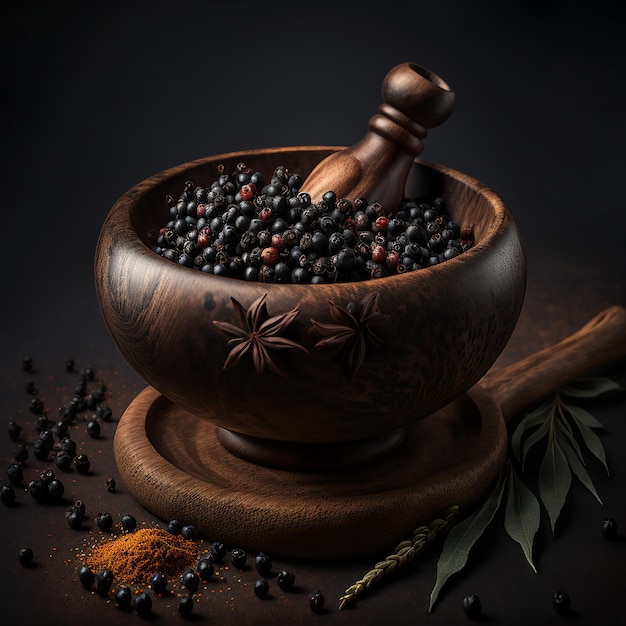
[480,305,626,423]
[301,62,456,211]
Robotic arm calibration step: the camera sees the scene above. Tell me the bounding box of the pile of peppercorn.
[148,162,474,283]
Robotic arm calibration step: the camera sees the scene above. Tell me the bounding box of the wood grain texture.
[94,147,526,447]
[113,385,507,559]
[481,305,626,422]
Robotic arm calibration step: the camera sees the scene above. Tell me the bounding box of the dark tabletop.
[1,1,626,625]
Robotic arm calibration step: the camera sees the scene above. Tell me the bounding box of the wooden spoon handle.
[480,305,626,423]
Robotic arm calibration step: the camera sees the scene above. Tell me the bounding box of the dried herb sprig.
[338,506,459,610]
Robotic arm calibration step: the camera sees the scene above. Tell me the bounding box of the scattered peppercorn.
[308,589,325,613]
[197,556,214,581]
[276,569,295,591]
[255,552,272,576]
[78,564,95,588]
[67,509,83,530]
[96,512,113,532]
[18,547,34,566]
[54,450,73,471]
[87,419,101,439]
[13,444,28,463]
[8,420,21,440]
[231,548,247,568]
[106,477,117,493]
[462,593,482,618]
[181,524,198,540]
[167,519,183,535]
[47,478,65,500]
[210,541,227,563]
[7,462,23,486]
[178,596,194,616]
[182,569,200,593]
[602,517,618,539]
[29,397,44,415]
[254,579,270,599]
[0,483,16,505]
[114,585,132,609]
[121,514,137,532]
[22,357,33,372]
[95,569,114,595]
[134,591,152,616]
[73,454,90,474]
[150,572,168,595]
[553,590,570,614]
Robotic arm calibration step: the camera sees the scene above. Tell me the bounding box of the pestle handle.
[301,62,455,209]
[480,305,626,423]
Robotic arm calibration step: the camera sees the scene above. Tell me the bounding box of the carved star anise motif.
[311,291,389,383]
[213,294,307,376]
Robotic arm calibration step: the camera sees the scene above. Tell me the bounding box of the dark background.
[1,1,625,625]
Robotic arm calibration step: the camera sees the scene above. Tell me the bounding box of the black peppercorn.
[78,565,95,588]
[114,586,132,609]
[86,419,101,439]
[96,512,113,532]
[121,514,137,532]
[231,548,247,568]
[67,509,83,530]
[106,477,116,493]
[8,420,21,441]
[73,454,91,474]
[7,462,23,486]
[462,593,481,618]
[308,589,325,613]
[96,569,114,595]
[178,596,194,616]
[134,591,152,616]
[276,569,295,591]
[197,557,214,581]
[18,546,34,566]
[255,552,272,576]
[602,516,618,539]
[1,483,16,505]
[150,572,168,595]
[210,541,227,563]
[47,478,65,500]
[181,524,197,540]
[167,519,183,535]
[553,590,570,614]
[254,579,270,598]
[182,570,199,593]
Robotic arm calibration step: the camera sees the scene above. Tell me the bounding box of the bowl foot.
[215,426,408,471]
[113,385,507,559]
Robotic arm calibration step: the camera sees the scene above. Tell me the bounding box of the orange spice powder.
[86,527,201,586]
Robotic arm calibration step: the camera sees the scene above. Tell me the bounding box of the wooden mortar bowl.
[94,146,526,470]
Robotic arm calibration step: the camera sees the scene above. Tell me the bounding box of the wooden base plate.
[114,385,507,559]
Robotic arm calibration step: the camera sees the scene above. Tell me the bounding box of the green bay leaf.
[560,377,623,398]
[538,432,571,535]
[504,463,540,573]
[428,472,506,612]
[570,416,610,476]
[520,420,550,470]
[510,400,552,463]
[566,403,604,429]
[558,426,603,504]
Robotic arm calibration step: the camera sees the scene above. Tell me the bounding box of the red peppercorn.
[386,249,400,270]
[259,207,274,224]
[460,224,474,242]
[261,247,281,267]
[374,216,389,232]
[239,183,256,201]
[197,227,211,248]
[196,203,207,218]
[271,233,285,251]
[371,243,387,264]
